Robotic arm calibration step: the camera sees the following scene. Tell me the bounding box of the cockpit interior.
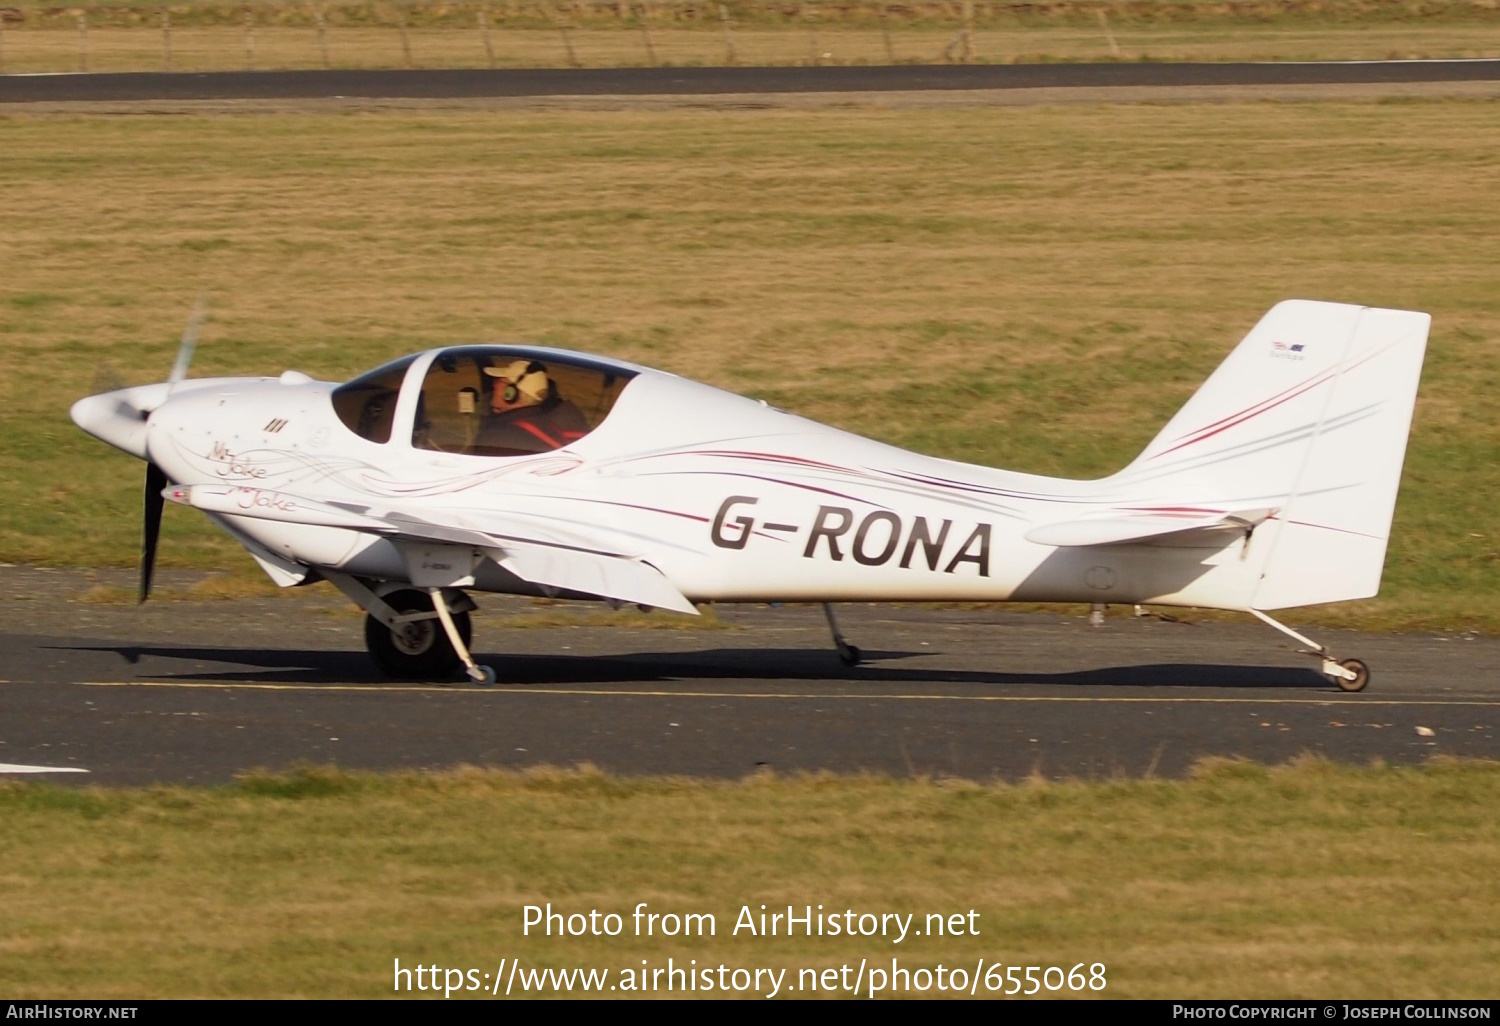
[331,347,636,457]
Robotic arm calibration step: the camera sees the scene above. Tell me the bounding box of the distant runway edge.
[5,60,1500,103]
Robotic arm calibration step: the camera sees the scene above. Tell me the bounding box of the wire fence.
[1,1,1497,74]
[0,2,1096,74]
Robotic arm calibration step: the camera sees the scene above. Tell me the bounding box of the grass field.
[2,758,1498,997]
[2,97,1498,629]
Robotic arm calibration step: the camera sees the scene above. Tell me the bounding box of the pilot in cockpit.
[477,359,589,453]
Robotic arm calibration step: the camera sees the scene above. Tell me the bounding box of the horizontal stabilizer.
[1103,300,1429,609]
[167,483,697,615]
[1025,508,1274,548]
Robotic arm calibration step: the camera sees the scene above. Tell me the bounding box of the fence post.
[161,7,172,71]
[477,7,495,68]
[397,3,414,68]
[718,3,735,66]
[802,2,818,66]
[313,3,329,69]
[938,2,970,66]
[76,10,88,73]
[1096,9,1121,58]
[243,6,255,69]
[549,3,579,68]
[636,2,656,66]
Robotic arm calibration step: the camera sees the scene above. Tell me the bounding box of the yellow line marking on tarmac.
[78,681,1500,706]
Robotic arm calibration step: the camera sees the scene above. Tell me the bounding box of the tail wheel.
[1334,658,1370,693]
[365,588,472,681]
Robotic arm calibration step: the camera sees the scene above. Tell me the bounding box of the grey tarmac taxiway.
[1,567,1495,786]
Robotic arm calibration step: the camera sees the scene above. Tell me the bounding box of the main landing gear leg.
[429,587,496,686]
[325,572,490,684]
[822,603,862,667]
[1250,609,1370,692]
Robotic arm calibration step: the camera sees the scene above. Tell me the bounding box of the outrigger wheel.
[1333,657,1370,693]
[1251,610,1372,695]
[822,602,863,667]
[365,588,472,681]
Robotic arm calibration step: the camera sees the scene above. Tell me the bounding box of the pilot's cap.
[484,360,550,402]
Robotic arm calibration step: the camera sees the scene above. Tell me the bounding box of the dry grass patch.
[1,758,1497,997]
[77,573,285,604]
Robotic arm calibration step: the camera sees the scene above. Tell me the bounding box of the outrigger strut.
[822,603,862,667]
[428,586,496,686]
[1250,608,1369,693]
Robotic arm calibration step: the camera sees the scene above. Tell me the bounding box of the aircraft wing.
[478,541,696,617]
[1024,508,1275,547]
[167,483,698,615]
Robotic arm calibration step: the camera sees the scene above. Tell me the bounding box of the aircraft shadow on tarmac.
[58,643,1333,690]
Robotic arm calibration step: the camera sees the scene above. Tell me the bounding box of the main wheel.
[364,589,472,681]
[1334,657,1370,693]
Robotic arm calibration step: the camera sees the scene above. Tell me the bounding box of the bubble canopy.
[331,346,639,456]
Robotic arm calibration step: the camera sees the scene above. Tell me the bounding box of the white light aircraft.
[71,300,1429,691]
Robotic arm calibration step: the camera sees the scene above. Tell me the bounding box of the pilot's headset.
[486,360,551,404]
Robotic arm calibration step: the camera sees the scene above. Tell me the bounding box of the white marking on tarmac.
[0,763,89,774]
[78,681,1500,707]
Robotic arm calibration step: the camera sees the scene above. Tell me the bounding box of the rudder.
[1117,300,1430,609]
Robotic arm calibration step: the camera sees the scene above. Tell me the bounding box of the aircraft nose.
[69,383,169,460]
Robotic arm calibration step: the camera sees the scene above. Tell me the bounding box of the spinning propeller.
[139,297,207,603]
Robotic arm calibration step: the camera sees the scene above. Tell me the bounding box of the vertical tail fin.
[1117,300,1430,609]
